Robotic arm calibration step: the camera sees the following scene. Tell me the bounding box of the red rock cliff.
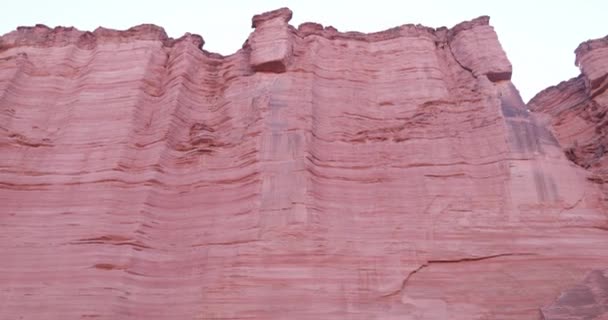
[1,8,607,319]
[529,34,608,320]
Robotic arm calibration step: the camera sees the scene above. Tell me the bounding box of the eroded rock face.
[1,8,607,319]
[530,36,608,192]
[447,16,513,82]
[249,7,293,72]
[541,270,608,320]
[529,34,608,320]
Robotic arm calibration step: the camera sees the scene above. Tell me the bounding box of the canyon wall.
[529,34,608,320]
[1,8,607,319]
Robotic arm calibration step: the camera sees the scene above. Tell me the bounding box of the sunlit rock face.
[1,7,607,319]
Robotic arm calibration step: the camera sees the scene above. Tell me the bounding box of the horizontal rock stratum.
[1,8,607,319]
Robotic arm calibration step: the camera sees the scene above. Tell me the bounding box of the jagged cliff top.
[575,34,608,65]
[0,8,492,56]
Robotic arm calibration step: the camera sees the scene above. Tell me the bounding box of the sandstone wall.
[1,8,607,319]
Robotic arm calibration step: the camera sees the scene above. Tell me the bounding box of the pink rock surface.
[529,34,608,209]
[0,8,607,319]
[248,8,293,73]
[447,16,513,82]
[541,269,608,320]
[530,34,608,320]
[575,35,608,97]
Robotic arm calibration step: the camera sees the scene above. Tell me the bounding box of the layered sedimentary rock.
[529,34,608,320]
[1,8,607,319]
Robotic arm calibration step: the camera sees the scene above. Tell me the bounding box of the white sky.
[2,0,606,101]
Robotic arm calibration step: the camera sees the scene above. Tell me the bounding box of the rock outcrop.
[1,8,607,319]
[530,34,608,320]
[530,35,608,193]
[541,269,608,320]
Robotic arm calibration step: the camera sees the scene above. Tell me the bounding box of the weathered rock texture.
[530,35,608,198]
[0,8,607,319]
[541,269,608,320]
[530,34,608,320]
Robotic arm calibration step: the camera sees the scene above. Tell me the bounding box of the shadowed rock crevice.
[383,253,538,299]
